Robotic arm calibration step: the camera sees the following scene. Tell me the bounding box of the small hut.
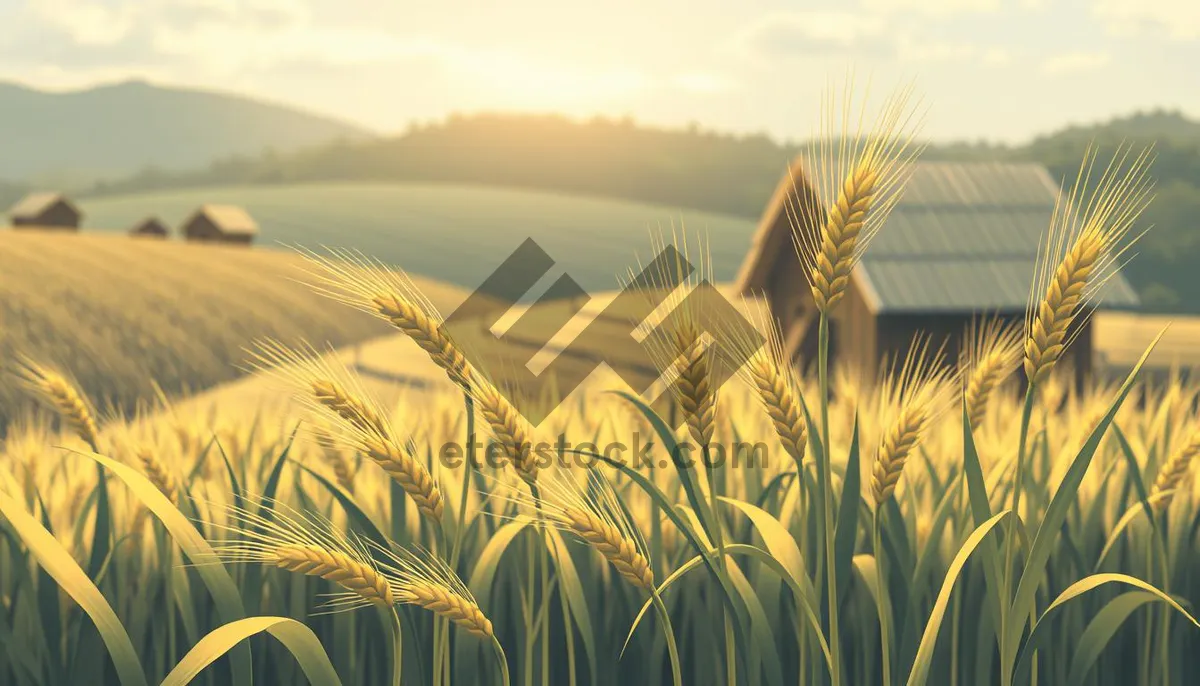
[129,216,169,238]
[8,192,82,230]
[180,204,258,245]
[736,161,1140,385]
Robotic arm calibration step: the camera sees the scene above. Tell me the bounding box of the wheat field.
[2,87,1199,686]
[0,231,493,429]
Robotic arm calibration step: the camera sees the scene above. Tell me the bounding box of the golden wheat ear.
[14,357,101,451]
[724,296,807,466]
[1024,144,1154,386]
[469,376,539,485]
[633,228,720,452]
[791,77,925,315]
[211,498,399,612]
[870,334,958,507]
[504,467,656,592]
[250,340,444,523]
[1151,429,1200,511]
[961,316,1023,432]
[295,246,473,390]
[374,542,495,638]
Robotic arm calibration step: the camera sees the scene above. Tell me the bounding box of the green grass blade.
[834,413,861,607]
[78,451,251,686]
[1111,424,1154,524]
[545,529,599,686]
[1005,329,1164,658]
[611,390,721,545]
[1065,591,1161,686]
[1093,491,1174,573]
[1013,573,1200,685]
[906,510,1011,686]
[161,617,342,686]
[0,490,147,686]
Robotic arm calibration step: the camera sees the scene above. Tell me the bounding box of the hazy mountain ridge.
[0,79,371,184]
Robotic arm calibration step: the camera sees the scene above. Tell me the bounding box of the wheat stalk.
[136,447,177,504]
[313,425,356,492]
[673,330,718,450]
[791,80,924,315]
[510,469,656,592]
[253,341,444,522]
[962,317,1023,431]
[297,247,472,389]
[1150,430,1200,510]
[634,230,720,453]
[399,582,494,638]
[563,506,655,591]
[15,359,100,450]
[871,405,929,506]
[274,544,395,608]
[1025,145,1154,386]
[473,379,539,485]
[731,304,808,465]
[870,336,956,507]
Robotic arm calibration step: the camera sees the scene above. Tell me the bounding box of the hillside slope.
[73,182,758,295]
[0,232,482,429]
[0,79,370,184]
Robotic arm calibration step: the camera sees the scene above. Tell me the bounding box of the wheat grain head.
[252,340,444,522]
[505,468,656,592]
[15,358,100,451]
[1025,144,1154,386]
[961,316,1023,431]
[297,247,472,390]
[870,335,957,506]
[791,77,924,314]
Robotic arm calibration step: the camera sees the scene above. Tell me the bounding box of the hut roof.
[8,192,77,219]
[131,216,169,234]
[737,160,1140,314]
[191,204,259,235]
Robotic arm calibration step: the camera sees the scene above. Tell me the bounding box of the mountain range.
[0,79,370,184]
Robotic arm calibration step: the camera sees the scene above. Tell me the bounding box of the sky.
[0,0,1197,142]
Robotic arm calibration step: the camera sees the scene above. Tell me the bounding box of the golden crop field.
[2,90,1199,686]
[0,231,487,428]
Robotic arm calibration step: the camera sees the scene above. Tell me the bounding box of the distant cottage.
[129,216,169,238]
[181,204,258,245]
[736,161,1140,384]
[8,192,82,230]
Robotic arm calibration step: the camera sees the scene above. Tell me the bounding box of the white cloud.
[1094,0,1200,40]
[1040,51,1111,76]
[731,11,888,62]
[862,0,1001,16]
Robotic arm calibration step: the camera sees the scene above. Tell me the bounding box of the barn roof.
[191,204,259,235]
[8,192,77,219]
[737,160,1141,314]
[131,216,168,233]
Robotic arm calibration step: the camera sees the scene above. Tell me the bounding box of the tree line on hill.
[27,110,1200,313]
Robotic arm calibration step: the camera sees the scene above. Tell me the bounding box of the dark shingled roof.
[738,161,1141,314]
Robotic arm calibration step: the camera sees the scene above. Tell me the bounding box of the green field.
[76,183,759,295]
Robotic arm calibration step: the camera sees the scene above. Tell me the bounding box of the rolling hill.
[79,110,1200,313]
[73,182,759,296]
[0,231,488,430]
[0,79,370,186]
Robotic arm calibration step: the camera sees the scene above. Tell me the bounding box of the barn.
[130,216,169,238]
[8,192,83,230]
[180,205,258,245]
[736,160,1141,384]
